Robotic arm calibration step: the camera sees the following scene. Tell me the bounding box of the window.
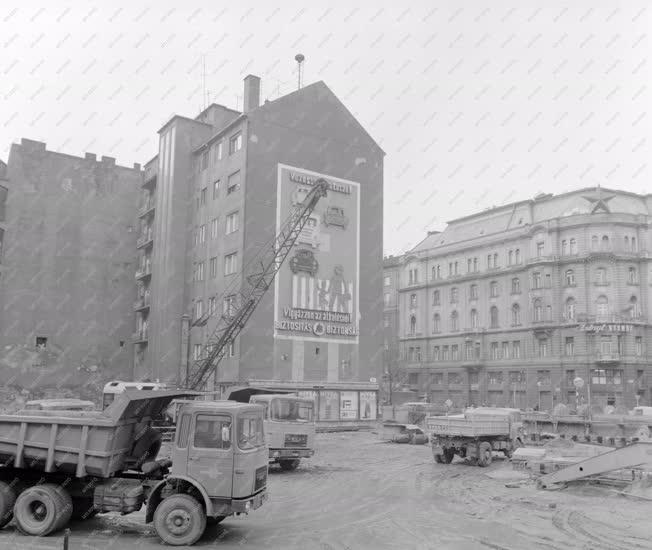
[450,311,459,332]
[228,340,235,357]
[200,151,208,171]
[565,337,575,356]
[487,254,493,269]
[566,370,576,386]
[511,304,521,326]
[628,267,638,284]
[565,270,575,286]
[432,290,440,306]
[546,305,552,321]
[591,235,598,250]
[433,313,441,333]
[509,371,525,384]
[537,241,544,257]
[383,317,390,328]
[409,316,417,335]
[565,297,576,320]
[493,253,498,267]
[465,342,474,360]
[454,261,459,275]
[216,140,223,161]
[601,235,609,251]
[508,250,513,265]
[570,238,577,255]
[490,342,499,360]
[226,211,239,234]
[227,171,241,194]
[473,258,478,272]
[229,132,242,154]
[193,344,202,361]
[596,295,609,318]
[630,296,640,318]
[490,281,499,297]
[592,369,622,386]
[195,261,205,281]
[208,296,217,316]
[631,236,637,251]
[534,299,543,322]
[448,371,460,384]
[223,295,236,316]
[537,370,551,384]
[432,373,444,385]
[194,300,203,320]
[410,294,417,308]
[450,287,458,303]
[213,179,220,199]
[36,336,47,349]
[515,249,520,263]
[488,371,503,385]
[194,414,232,450]
[635,336,643,356]
[384,276,391,286]
[490,306,499,328]
[596,267,607,284]
[415,347,422,361]
[511,278,520,294]
[432,265,441,279]
[561,240,568,256]
[177,414,192,448]
[408,268,419,285]
[442,346,450,361]
[470,284,478,300]
[538,338,548,357]
[467,258,472,273]
[502,341,509,359]
[433,346,440,361]
[545,273,551,288]
[199,225,206,244]
[451,345,459,361]
[533,272,541,289]
[224,252,238,275]
[470,309,478,328]
[512,341,521,359]
[384,293,390,306]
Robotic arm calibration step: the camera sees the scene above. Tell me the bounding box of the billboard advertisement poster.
[319,390,339,421]
[340,391,359,420]
[359,391,377,420]
[274,164,360,344]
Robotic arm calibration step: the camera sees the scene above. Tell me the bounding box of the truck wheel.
[154,494,206,546]
[14,485,61,536]
[132,427,163,470]
[279,459,300,471]
[442,448,455,464]
[0,481,16,529]
[53,486,73,530]
[477,442,493,467]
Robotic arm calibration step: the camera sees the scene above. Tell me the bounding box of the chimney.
[243,75,261,113]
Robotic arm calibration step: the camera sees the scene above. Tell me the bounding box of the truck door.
[187,413,234,498]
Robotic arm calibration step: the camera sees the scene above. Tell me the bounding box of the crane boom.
[185,178,329,390]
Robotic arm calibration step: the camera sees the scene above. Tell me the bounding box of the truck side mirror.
[222,426,230,443]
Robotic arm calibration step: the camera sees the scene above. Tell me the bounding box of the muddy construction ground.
[3,431,652,550]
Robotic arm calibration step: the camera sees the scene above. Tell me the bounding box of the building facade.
[135,76,384,421]
[382,254,402,401]
[0,139,141,395]
[394,188,652,412]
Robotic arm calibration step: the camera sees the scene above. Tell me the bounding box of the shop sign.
[578,323,633,333]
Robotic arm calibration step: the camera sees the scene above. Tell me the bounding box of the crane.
[185,177,329,390]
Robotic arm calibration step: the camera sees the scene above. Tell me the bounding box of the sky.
[1,0,650,255]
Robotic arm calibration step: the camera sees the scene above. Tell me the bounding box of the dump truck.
[228,387,315,471]
[0,390,268,546]
[426,407,525,467]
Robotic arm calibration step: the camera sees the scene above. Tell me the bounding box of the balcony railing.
[137,232,154,249]
[595,352,621,363]
[135,265,152,280]
[138,201,155,217]
[132,329,148,343]
[527,255,559,265]
[134,295,151,311]
[143,164,157,186]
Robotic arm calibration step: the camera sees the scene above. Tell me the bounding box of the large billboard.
[274,164,360,344]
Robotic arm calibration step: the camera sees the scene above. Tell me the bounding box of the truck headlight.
[273,451,280,458]
[245,501,251,512]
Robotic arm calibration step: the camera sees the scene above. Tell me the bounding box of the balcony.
[132,329,148,344]
[138,201,155,218]
[143,164,157,188]
[594,352,621,364]
[135,265,152,280]
[462,357,484,368]
[137,232,154,249]
[134,295,151,312]
[527,255,559,265]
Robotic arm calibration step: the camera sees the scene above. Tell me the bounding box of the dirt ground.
[3,431,652,550]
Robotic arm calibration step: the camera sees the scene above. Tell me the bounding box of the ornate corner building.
[387,187,652,411]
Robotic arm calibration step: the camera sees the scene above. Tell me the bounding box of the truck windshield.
[270,399,313,422]
[237,413,265,450]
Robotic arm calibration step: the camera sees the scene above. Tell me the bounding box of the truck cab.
[249,394,316,471]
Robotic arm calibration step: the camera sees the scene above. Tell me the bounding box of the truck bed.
[0,390,196,478]
[426,414,510,437]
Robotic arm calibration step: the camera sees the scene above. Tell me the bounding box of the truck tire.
[53,486,73,530]
[154,494,206,546]
[279,459,300,471]
[0,481,16,529]
[14,484,61,536]
[132,427,163,470]
[477,442,493,468]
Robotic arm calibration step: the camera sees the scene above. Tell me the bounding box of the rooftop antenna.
[295,53,305,90]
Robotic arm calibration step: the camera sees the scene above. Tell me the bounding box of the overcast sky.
[1,0,650,255]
